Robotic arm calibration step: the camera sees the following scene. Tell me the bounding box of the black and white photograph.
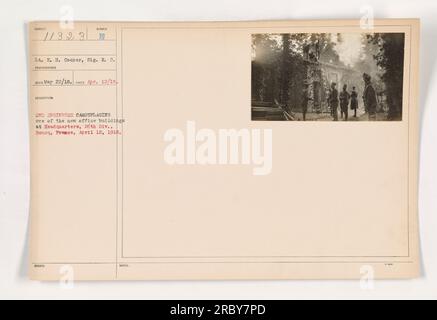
[251,32,405,121]
[1,0,437,303]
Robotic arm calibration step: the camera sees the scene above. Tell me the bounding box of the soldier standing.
[328,82,339,121]
[362,73,378,120]
[339,84,350,121]
[350,86,358,117]
[301,85,309,121]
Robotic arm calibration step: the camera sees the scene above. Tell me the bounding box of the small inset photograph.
[251,33,405,121]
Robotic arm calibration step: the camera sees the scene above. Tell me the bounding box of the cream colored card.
[28,19,420,280]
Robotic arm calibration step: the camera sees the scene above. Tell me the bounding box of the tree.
[251,34,280,102]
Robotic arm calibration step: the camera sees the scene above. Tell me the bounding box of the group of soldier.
[301,73,378,121]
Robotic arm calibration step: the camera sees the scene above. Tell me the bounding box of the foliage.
[366,33,405,119]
